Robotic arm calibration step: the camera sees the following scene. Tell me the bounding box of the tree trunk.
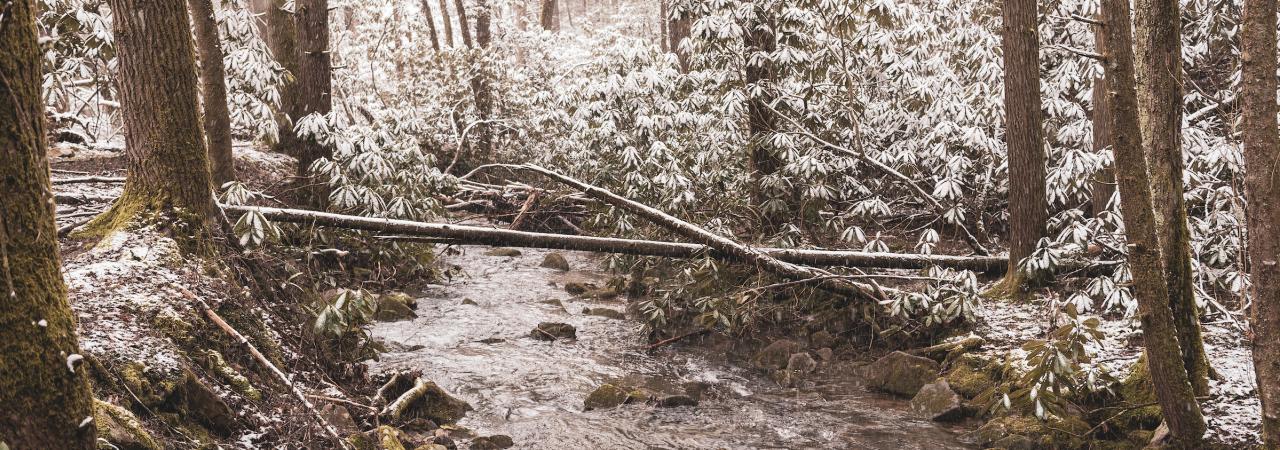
[1090,23,1115,217]
[659,0,669,53]
[1241,0,1280,445]
[0,1,96,446]
[189,0,236,186]
[1000,0,1048,285]
[421,0,442,52]
[540,0,557,31]
[1098,0,1207,445]
[471,0,493,158]
[455,0,473,47]
[668,5,691,72]
[294,0,332,209]
[438,0,456,47]
[1132,0,1210,396]
[93,0,219,239]
[744,5,784,232]
[226,205,1012,273]
[266,0,300,156]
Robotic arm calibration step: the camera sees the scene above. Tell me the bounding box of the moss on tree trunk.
[0,0,96,446]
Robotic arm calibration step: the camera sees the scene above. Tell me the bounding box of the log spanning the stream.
[222,204,1009,273]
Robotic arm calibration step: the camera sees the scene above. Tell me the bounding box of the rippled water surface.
[371,247,973,449]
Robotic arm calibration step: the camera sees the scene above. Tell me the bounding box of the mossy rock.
[539,252,570,271]
[1114,354,1162,431]
[944,353,1001,399]
[376,295,418,322]
[382,379,473,425]
[349,426,408,450]
[751,339,803,370]
[564,282,596,296]
[862,351,941,397]
[119,362,182,409]
[584,383,630,410]
[530,322,576,341]
[200,349,261,401]
[584,307,625,320]
[174,370,238,436]
[95,399,161,450]
[809,330,838,349]
[484,248,522,257]
[974,414,1089,449]
[470,435,515,449]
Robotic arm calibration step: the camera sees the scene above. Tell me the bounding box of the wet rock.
[809,329,838,349]
[584,307,625,320]
[751,339,804,370]
[540,252,570,271]
[564,282,597,296]
[538,298,565,307]
[428,434,457,450]
[400,417,439,433]
[815,347,834,362]
[95,399,161,450]
[375,294,418,322]
[530,322,577,341]
[584,383,630,410]
[320,402,361,435]
[376,371,423,403]
[862,351,940,397]
[413,445,448,450]
[476,337,505,345]
[656,394,699,408]
[484,248,522,257]
[588,286,620,300]
[787,352,818,374]
[377,338,426,353]
[470,435,515,449]
[460,298,478,306]
[381,379,473,425]
[909,379,965,422]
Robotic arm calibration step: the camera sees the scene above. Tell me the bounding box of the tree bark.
[1132,0,1210,396]
[189,0,236,186]
[224,204,1010,272]
[1090,23,1115,217]
[744,5,784,232]
[454,0,473,47]
[0,0,96,446]
[540,0,558,31]
[421,0,442,52]
[1098,0,1207,444]
[1241,0,1280,445]
[294,0,332,209]
[266,0,301,156]
[660,0,669,53]
[668,5,691,72]
[1000,0,1048,285]
[471,0,493,158]
[93,0,219,239]
[438,0,456,47]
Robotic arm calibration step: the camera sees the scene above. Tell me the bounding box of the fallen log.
[223,204,1009,273]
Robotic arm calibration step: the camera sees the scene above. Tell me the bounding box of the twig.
[51,176,125,184]
[1053,44,1106,61]
[176,287,350,447]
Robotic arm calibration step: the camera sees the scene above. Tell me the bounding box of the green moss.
[374,426,407,450]
[1114,355,1162,430]
[944,354,1001,399]
[974,414,1089,449]
[152,311,196,348]
[95,399,161,450]
[201,350,262,401]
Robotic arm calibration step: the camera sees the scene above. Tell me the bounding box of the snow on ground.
[972,295,1260,446]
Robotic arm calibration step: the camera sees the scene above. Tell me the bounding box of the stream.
[370,247,973,449]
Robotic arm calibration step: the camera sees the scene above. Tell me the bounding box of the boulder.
[815,347,834,362]
[862,351,940,397]
[470,435,515,449]
[530,322,577,341]
[943,353,1000,399]
[909,379,965,421]
[460,298,478,306]
[320,402,361,435]
[584,307,625,320]
[381,379,473,425]
[540,253,570,271]
[564,282,596,296]
[484,248,522,257]
[973,415,1089,450]
[787,352,818,374]
[94,399,161,450]
[656,395,698,408]
[179,370,237,435]
[809,330,838,349]
[584,383,630,410]
[538,298,564,307]
[751,339,804,370]
[375,295,418,322]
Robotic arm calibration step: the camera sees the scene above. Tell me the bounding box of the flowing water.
[370,247,973,449]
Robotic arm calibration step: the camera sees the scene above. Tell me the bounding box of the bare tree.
[455,0,473,47]
[265,0,301,156]
[541,0,558,31]
[0,0,96,446]
[1000,0,1048,290]
[189,0,236,186]
[294,0,333,208]
[1098,0,1207,445]
[1241,0,1280,445]
[421,0,442,52]
[1133,0,1210,395]
[438,0,456,47]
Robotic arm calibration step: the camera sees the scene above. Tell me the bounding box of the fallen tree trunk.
[223,204,1009,273]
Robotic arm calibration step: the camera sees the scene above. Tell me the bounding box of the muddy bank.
[370,247,972,449]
